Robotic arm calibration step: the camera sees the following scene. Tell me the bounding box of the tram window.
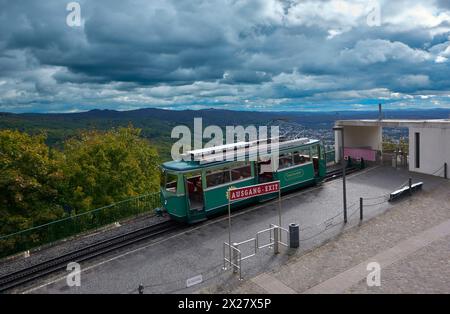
[231,164,252,181]
[293,149,310,165]
[165,172,178,193]
[206,167,231,187]
[279,153,293,169]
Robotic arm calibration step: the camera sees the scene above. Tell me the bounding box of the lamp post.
[333,126,347,223]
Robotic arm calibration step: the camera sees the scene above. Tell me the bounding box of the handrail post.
[273,226,279,254]
[232,243,239,274]
[222,242,227,270]
[269,224,273,248]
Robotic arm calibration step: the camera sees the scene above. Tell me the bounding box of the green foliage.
[382,137,409,153]
[60,127,160,211]
[0,112,174,160]
[0,127,161,256]
[0,130,64,244]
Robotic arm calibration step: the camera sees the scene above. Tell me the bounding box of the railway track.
[324,166,359,181]
[0,220,180,293]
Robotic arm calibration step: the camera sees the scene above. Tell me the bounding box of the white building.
[334,119,450,178]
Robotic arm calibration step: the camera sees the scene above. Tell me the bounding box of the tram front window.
[164,172,178,193]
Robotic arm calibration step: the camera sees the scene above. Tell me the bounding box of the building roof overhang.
[335,119,450,129]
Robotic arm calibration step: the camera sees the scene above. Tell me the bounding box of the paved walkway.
[303,219,450,294]
[223,177,450,294]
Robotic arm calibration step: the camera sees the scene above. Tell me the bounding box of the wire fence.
[298,202,358,242]
[0,192,161,258]
[430,164,447,177]
[295,164,445,244]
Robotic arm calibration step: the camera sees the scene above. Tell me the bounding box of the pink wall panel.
[344,147,376,161]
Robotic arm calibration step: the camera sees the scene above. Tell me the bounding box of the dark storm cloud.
[436,0,450,9]
[0,0,450,112]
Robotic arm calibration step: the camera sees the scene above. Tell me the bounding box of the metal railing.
[223,242,242,279]
[0,192,161,258]
[256,226,275,250]
[223,224,289,279]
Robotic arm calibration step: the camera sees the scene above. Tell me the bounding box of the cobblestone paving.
[226,178,450,294]
[346,235,450,294]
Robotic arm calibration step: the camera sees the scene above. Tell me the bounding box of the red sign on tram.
[228,181,280,201]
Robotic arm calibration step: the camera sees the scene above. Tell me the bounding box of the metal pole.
[409,177,412,196]
[360,197,363,221]
[228,198,232,268]
[273,226,279,254]
[278,188,282,229]
[445,163,448,179]
[232,242,239,274]
[238,250,242,280]
[342,129,347,224]
[223,243,227,270]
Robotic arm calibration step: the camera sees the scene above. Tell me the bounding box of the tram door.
[257,159,274,183]
[312,145,320,176]
[185,173,204,211]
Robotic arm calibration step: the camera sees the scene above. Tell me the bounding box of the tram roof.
[162,159,230,172]
[162,138,321,172]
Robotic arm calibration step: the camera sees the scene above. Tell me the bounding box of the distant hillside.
[1,107,450,160]
[0,108,281,160]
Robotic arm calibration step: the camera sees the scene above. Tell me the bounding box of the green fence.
[325,150,336,163]
[0,192,161,259]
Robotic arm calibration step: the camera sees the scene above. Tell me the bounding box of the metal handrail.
[233,238,257,261]
[223,242,242,279]
[256,226,274,249]
[277,226,290,247]
[223,224,290,280]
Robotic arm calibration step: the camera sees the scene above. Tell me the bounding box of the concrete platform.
[22,165,449,294]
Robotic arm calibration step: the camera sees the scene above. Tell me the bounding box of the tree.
[60,126,160,212]
[0,130,64,237]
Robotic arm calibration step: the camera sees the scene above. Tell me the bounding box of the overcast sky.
[1,0,450,113]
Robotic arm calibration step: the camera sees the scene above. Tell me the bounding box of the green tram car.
[160,138,326,223]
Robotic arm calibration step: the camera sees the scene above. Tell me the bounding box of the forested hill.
[1,107,449,160]
[0,108,281,160]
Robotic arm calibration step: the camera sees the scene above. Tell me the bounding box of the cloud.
[0,0,450,112]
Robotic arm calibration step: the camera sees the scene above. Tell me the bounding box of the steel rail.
[324,166,358,181]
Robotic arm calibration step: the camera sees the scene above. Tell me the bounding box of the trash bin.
[289,223,299,248]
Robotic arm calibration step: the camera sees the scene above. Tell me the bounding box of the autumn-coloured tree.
[60,127,160,212]
[0,130,64,237]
